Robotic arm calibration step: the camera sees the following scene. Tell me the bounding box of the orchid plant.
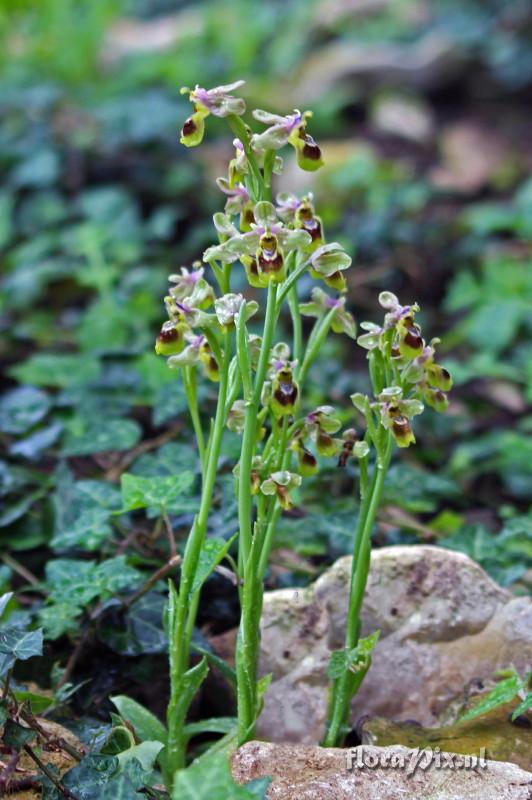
[154,79,451,786]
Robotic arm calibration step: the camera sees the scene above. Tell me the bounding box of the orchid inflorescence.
[154,80,451,783]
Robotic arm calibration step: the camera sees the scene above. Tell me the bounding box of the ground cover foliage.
[0,0,531,795]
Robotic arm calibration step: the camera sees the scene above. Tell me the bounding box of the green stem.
[238,282,278,569]
[227,115,263,202]
[276,257,310,308]
[263,150,275,202]
[166,330,232,778]
[288,284,303,365]
[236,281,278,743]
[298,307,336,386]
[322,433,393,747]
[183,367,205,474]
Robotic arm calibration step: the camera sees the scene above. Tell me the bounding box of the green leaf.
[13,690,54,714]
[132,442,200,478]
[110,695,167,745]
[0,626,43,661]
[43,754,149,800]
[512,692,532,720]
[51,504,113,551]
[0,488,46,528]
[9,422,63,460]
[120,472,195,513]
[257,673,272,702]
[327,631,380,680]
[172,753,271,800]
[0,592,13,618]
[183,717,237,738]
[180,658,209,711]
[116,740,164,772]
[38,603,81,641]
[190,535,237,597]
[52,470,122,552]
[461,672,523,721]
[0,386,51,434]
[2,719,36,749]
[45,557,141,611]
[62,417,142,456]
[9,354,100,388]
[99,592,167,656]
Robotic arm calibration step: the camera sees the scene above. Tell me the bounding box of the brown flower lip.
[159,326,179,342]
[302,138,322,160]
[182,117,197,136]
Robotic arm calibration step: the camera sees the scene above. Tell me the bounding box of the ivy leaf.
[42,754,149,800]
[98,593,168,656]
[9,422,63,460]
[44,557,141,614]
[0,488,46,528]
[172,753,271,800]
[132,442,200,478]
[0,592,13,618]
[0,626,43,661]
[62,417,141,456]
[3,719,37,749]
[38,603,82,640]
[120,472,195,513]
[12,689,54,714]
[51,505,113,551]
[0,386,51,434]
[52,470,122,552]
[9,354,100,388]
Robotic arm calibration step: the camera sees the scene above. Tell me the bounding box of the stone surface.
[257,546,532,744]
[232,741,532,800]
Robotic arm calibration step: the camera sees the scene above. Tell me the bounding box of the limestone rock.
[257,546,532,744]
[232,741,532,800]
